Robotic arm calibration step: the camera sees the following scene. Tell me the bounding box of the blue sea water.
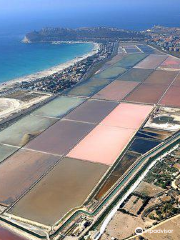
[0,34,94,83]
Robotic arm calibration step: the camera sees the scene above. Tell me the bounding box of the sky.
[1,0,180,12]
[0,0,180,33]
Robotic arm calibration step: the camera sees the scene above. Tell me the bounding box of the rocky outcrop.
[22,36,32,43]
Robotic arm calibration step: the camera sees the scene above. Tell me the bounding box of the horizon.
[0,0,180,34]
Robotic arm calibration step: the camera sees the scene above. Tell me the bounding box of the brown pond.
[26,119,95,156]
[0,149,60,206]
[125,83,168,104]
[144,70,178,85]
[9,157,108,226]
[93,81,139,101]
[64,99,118,124]
[160,86,180,108]
[134,54,167,69]
[94,151,141,200]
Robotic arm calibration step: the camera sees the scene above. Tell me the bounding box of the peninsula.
[23,27,145,43]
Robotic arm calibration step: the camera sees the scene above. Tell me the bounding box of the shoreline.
[0,42,100,91]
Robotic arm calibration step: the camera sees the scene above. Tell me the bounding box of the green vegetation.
[148,202,179,221]
[144,155,179,189]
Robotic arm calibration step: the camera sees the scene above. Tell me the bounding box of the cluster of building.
[145,25,180,53]
[19,43,115,93]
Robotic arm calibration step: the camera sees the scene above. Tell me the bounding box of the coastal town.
[19,42,116,93]
[145,26,180,55]
[0,42,119,96]
[0,40,118,123]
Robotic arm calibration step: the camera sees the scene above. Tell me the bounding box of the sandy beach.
[0,42,100,91]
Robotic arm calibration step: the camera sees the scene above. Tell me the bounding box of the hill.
[23,27,144,43]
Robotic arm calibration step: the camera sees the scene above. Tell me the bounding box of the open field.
[4,90,48,102]
[32,96,85,118]
[134,54,167,69]
[143,215,180,240]
[125,195,144,215]
[0,98,21,113]
[26,120,95,155]
[64,99,117,124]
[0,115,56,147]
[0,149,60,206]
[9,157,108,226]
[0,92,50,120]
[135,181,164,197]
[0,98,22,119]
[101,211,146,240]
[93,80,139,101]
[0,144,18,164]
[117,68,153,82]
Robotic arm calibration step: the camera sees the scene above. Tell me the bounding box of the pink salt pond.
[134,54,167,70]
[68,103,153,165]
[93,81,139,101]
[67,125,135,166]
[159,56,180,69]
[159,86,180,108]
[0,225,27,240]
[100,103,153,129]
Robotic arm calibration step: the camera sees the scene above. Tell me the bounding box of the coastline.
[0,42,100,91]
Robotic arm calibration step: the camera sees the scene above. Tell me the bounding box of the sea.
[0,34,94,83]
[1,0,180,84]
